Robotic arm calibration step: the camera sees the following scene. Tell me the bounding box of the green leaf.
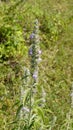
[34,98,44,105]
[29,114,36,127]
[23,88,30,105]
[36,106,44,122]
[16,104,23,118]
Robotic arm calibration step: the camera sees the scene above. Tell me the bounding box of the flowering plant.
[15,19,46,130]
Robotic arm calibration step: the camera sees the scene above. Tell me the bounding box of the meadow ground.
[0,0,73,130]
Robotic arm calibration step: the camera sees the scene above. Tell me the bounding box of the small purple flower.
[33,71,38,80]
[29,47,33,55]
[30,33,35,39]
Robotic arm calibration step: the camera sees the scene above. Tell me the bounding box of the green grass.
[0,0,73,130]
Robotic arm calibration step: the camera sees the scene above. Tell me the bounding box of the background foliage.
[0,0,73,130]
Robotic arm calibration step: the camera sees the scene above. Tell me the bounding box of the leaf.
[16,104,23,118]
[45,108,53,114]
[23,88,30,105]
[12,100,20,108]
[29,114,36,127]
[36,106,44,122]
[34,98,44,106]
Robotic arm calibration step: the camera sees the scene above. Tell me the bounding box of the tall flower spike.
[29,19,41,83]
